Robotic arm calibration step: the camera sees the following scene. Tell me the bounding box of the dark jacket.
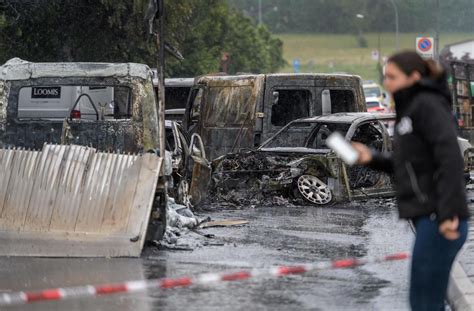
[369,77,470,223]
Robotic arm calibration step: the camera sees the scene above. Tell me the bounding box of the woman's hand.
[439,217,460,240]
[352,142,372,165]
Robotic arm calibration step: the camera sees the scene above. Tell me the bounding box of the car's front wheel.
[294,175,332,205]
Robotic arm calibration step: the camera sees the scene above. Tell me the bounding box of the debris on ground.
[166,197,205,229]
[153,198,251,250]
[199,219,249,228]
[155,198,209,250]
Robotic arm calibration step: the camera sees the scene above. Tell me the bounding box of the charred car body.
[183,74,367,160]
[165,120,210,206]
[212,113,396,206]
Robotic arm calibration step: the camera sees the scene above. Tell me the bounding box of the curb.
[449,260,474,310]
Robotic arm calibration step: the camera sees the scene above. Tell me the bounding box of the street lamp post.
[355,14,366,48]
[157,0,165,158]
[356,14,364,37]
[389,0,400,51]
[255,1,278,25]
[434,0,440,61]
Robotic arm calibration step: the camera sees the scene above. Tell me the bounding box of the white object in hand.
[326,132,359,165]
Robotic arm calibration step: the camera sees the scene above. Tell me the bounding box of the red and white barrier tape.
[0,252,409,306]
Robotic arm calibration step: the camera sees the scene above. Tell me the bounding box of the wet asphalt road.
[0,200,413,311]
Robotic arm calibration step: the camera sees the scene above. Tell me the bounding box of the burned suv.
[212,113,396,206]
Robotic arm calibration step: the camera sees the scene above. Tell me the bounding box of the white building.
[441,39,474,62]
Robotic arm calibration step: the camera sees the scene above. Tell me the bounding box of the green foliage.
[277,32,473,81]
[0,0,285,76]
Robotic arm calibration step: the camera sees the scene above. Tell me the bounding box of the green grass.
[276,32,474,81]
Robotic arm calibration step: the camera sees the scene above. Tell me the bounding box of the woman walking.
[353,51,470,310]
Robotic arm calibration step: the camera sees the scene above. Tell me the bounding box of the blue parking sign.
[293,59,300,73]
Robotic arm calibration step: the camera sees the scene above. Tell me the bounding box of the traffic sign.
[371,50,380,61]
[416,37,434,59]
[293,59,301,73]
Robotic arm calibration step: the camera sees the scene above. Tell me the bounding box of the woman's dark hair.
[388,51,444,80]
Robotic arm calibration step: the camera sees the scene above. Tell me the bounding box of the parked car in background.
[363,81,388,113]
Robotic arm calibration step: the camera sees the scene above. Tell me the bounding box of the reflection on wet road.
[0,200,413,310]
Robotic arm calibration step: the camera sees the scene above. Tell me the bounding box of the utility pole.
[434,0,440,61]
[389,0,400,51]
[258,0,262,24]
[157,0,165,158]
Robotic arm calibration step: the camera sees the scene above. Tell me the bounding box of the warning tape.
[0,252,409,306]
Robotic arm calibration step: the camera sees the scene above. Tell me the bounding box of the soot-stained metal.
[0,60,160,153]
[210,113,396,206]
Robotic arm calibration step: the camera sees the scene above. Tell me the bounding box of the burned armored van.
[0,58,167,257]
[183,74,366,160]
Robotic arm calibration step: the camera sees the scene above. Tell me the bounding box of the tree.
[0,0,285,76]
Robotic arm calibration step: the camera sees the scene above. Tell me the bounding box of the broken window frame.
[346,119,393,191]
[304,122,352,149]
[319,88,357,114]
[260,120,353,150]
[345,118,394,154]
[269,88,313,128]
[185,86,204,129]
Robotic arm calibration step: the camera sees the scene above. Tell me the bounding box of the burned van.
[183,74,366,160]
[0,58,167,257]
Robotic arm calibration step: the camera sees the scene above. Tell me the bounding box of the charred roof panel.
[0,58,152,81]
[296,112,396,124]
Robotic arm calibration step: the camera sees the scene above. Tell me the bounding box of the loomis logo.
[31,87,61,99]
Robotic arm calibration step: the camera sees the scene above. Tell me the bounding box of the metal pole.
[389,0,400,51]
[434,0,440,61]
[258,0,262,24]
[158,0,166,158]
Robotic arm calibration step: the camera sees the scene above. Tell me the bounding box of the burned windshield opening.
[263,122,351,149]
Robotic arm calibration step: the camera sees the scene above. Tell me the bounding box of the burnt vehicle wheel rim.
[297,175,332,205]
